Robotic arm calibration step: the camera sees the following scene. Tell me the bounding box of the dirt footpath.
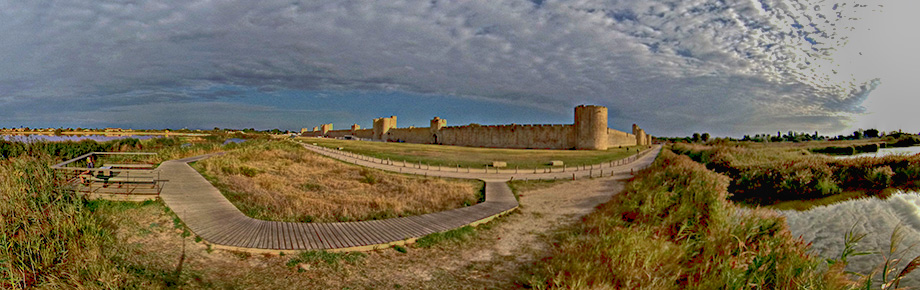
[474,177,626,261]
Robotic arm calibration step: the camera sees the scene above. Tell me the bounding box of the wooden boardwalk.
[158,144,661,252]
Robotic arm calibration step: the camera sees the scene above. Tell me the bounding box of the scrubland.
[192,140,483,222]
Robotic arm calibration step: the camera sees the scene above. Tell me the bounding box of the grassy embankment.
[523,150,855,289]
[0,138,524,289]
[0,154,189,288]
[193,140,483,223]
[0,136,268,288]
[670,141,920,210]
[298,137,650,169]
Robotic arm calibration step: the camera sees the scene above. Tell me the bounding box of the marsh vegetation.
[670,142,920,208]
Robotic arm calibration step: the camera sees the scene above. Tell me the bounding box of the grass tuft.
[415,226,477,248]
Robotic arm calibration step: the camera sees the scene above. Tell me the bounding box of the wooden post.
[572,173,575,180]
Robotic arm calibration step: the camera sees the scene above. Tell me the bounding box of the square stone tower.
[373,116,397,140]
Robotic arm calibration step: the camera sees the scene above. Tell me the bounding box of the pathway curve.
[157,142,661,252]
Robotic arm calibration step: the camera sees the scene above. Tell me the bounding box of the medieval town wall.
[607,128,638,147]
[323,129,351,138]
[438,124,575,149]
[386,127,433,144]
[302,105,650,151]
[353,129,374,139]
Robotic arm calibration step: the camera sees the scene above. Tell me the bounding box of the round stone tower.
[574,105,608,150]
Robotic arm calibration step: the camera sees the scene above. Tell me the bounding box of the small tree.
[701,133,711,142]
[853,130,863,139]
[692,133,701,142]
[865,128,879,138]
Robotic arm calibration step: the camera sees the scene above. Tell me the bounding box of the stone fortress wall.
[302,105,651,150]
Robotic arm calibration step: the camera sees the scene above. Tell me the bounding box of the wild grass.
[299,137,650,169]
[523,150,853,289]
[414,226,478,248]
[0,154,181,288]
[285,251,366,271]
[193,140,483,222]
[507,179,567,195]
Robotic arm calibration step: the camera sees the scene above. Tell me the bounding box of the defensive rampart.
[437,124,575,149]
[302,105,651,150]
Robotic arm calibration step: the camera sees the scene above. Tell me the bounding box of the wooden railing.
[52,152,166,197]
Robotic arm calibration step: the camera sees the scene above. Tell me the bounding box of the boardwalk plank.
[344,223,369,247]
[312,223,335,249]
[223,218,258,247]
[289,222,305,250]
[328,223,356,248]
[283,222,296,250]
[300,223,321,250]
[250,221,268,249]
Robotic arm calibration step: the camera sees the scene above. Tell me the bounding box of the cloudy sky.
[0,0,914,137]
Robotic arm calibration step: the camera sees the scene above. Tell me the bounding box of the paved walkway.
[157,143,661,252]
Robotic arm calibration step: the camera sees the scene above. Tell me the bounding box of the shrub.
[811,146,856,155]
[866,166,894,188]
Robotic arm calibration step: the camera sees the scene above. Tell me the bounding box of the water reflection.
[782,192,920,287]
[835,146,920,159]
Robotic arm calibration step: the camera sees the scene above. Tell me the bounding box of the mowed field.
[297,137,651,169]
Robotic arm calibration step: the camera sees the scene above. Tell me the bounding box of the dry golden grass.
[193,141,482,222]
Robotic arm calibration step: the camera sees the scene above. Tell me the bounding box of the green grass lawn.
[296,137,651,169]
